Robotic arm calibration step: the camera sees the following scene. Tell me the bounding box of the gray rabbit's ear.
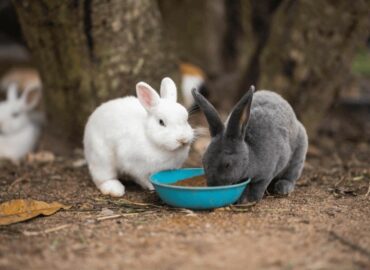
[226,85,255,138]
[191,88,224,137]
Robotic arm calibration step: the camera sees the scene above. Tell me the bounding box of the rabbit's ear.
[136,82,160,111]
[226,85,255,138]
[20,84,42,111]
[191,88,224,137]
[6,84,18,102]
[160,77,177,102]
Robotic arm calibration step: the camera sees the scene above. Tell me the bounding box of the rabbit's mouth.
[173,140,191,150]
[178,142,190,148]
[176,138,191,148]
[162,142,189,152]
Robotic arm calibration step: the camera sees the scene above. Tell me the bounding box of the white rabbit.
[83,77,194,197]
[180,63,206,108]
[0,83,42,162]
[0,67,41,91]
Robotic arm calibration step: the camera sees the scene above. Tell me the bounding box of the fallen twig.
[365,183,370,198]
[233,202,257,208]
[334,176,345,187]
[333,153,343,166]
[216,202,257,212]
[7,175,29,192]
[352,175,364,181]
[329,231,370,259]
[110,198,165,208]
[23,224,71,236]
[94,197,196,214]
[96,213,138,221]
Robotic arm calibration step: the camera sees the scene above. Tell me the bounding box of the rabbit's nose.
[177,138,189,146]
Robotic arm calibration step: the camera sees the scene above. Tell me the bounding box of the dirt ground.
[1,122,370,270]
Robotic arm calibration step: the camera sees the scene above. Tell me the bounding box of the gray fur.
[192,87,308,202]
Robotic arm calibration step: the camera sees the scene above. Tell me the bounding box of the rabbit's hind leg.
[86,142,125,197]
[272,129,308,196]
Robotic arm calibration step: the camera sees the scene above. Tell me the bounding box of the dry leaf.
[0,199,71,225]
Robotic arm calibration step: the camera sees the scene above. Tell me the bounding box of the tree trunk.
[238,0,369,136]
[158,0,227,76]
[13,0,178,143]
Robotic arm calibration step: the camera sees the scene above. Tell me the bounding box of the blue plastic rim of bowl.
[150,168,251,210]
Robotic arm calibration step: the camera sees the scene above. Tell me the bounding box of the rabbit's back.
[246,90,300,143]
[252,91,297,127]
[85,96,146,142]
[244,90,303,178]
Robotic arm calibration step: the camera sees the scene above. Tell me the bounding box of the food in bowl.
[171,175,207,187]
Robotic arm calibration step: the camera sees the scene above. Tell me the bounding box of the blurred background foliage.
[1,0,369,145]
[353,48,370,76]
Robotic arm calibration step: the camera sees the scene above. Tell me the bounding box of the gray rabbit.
[192,86,308,202]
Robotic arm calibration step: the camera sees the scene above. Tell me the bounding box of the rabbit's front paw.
[99,180,125,197]
[273,179,294,195]
[239,180,269,203]
[146,182,155,191]
[245,192,264,202]
[236,194,249,204]
[237,191,262,204]
[136,178,155,190]
[141,181,155,191]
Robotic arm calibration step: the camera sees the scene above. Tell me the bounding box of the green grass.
[352,48,370,76]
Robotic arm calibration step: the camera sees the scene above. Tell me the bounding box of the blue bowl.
[150,168,250,210]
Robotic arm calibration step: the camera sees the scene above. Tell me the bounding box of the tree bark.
[13,0,178,143]
[238,0,369,136]
[158,0,226,76]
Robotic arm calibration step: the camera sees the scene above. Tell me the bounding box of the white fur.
[83,77,194,197]
[0,122,40,161]
[0,84,42,162]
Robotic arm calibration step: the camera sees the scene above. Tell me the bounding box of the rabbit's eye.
[12,112,20,118]
[159,119,166,127]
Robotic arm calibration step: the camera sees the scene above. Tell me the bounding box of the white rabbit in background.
[0,68,41,91]
[84,77,194,197]
[180,63,206,108]
[0,83,42,162]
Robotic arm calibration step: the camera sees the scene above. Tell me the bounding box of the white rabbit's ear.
[136,82,160,111]
[6,84,18,102]
[20,84,42,111]
[160,77,177,102]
